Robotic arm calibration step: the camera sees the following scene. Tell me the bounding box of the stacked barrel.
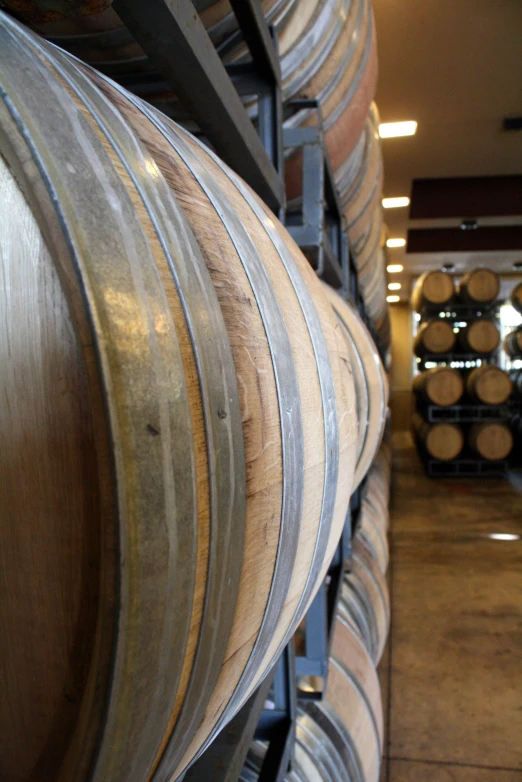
[241,444,391,782]
[0,14,390,782]
[411,269,514,472]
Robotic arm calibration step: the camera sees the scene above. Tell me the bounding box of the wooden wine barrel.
[357,498,389,574]
[511,281,522,315]
[242,701,366,781]
[412,414,464,461]
[339,538,390,664]
[504,326,522,358]
[466,366,512,405]
[511,369,522,397]
[0,19,357,782]
[323,285,388,490]
[414,320,456,356]
[411,271,455,312]
[459,319,500,354]
[412,367,464,406]
[298,615,382,782]
[284,0,378,201]
[1,0,294,74]
[469,423,513,461]
[458,268,500,304]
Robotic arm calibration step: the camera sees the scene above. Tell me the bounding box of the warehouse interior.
[0,1,521,781]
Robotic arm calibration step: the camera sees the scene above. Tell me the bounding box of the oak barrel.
[457,268,500,304]
[357,495,389,574]
[511,281,522,315]
[459,319,500,354]
[0,17,357,782]
[469,423,513,461]
[504,326,522,359]
[511,369,522,397]
[339,538,390,664]
[466,366,512,405]
[412,367,464,406]
[414,320,456,356]
[324,285,389,489]
[412,415,464,461]
[283,0,378,202]
[411,271,455,311]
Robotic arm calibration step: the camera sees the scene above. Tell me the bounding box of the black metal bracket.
[254,641,297,781]
[283,100,349,291]
[423,404,509,423]
[112,0,285,211]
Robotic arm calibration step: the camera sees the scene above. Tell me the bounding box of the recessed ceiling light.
[379,121,417,138]
[382,196,410,209]
[387,264,404,273]
[387,295,400,303]
[386,238,406,248]
[488,533,520,541]
[388,282,401,290]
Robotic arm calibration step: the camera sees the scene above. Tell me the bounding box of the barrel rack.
[95,1,376,779]
[414,299,510,477]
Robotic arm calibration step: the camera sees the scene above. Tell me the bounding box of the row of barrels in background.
[2,0,391,347]
[411,268,504,310]
[414,318,501,357]
[0,16,389,782]
[413,365,514,407]
[412,417,514,463]
[241,444,392,782]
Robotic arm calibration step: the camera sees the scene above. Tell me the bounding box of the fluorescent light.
[387,295,400,303]
[387,238,406,248]
[387,264,403,273]
[382,196,410,209]
[379,121,417,138]
[488,533,520,541]
[388,282,401,290]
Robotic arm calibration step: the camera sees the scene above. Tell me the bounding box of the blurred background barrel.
[469,423,513,461]
[466,366,512,405]
[457,268,500,304]
[458,319,500,354]
[411,271,455,311]
[504,326,522,358]
[412,415,464,461]
[511,281,522,314]
[412,367,464,407]
[414,320,456,356]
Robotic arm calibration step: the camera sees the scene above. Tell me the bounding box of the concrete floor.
[379,433,522,781]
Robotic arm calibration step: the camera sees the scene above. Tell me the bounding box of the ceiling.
[372,0,522,299]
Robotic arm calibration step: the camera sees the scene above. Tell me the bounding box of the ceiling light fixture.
[379,121,417,139]
[387,295,400,303]
[387,264,404,273]
[388,282,401,290]
[386,238,406,248]
[382,196,410,209]
[488,533,520,541]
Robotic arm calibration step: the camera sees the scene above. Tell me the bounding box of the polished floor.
[380,433,522,781]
